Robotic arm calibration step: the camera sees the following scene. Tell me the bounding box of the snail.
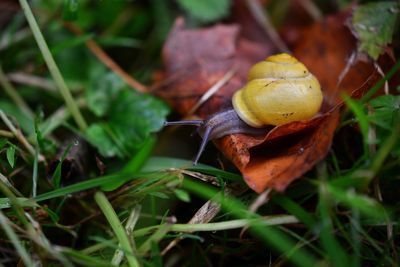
[164,53,323,165]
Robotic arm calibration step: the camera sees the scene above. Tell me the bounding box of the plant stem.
[370,120,400,176]
[0,130,14,138]
[18,0,88,131]
[112,205,141,266]
[182,178,317,267]
[94,191,139,267]
[133,215,299,237]
[0,65,34,118]
[0,109,44,161]
[0,211,35,267]
[245,0,290,53]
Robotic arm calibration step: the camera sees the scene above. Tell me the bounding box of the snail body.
[164,53,323,164]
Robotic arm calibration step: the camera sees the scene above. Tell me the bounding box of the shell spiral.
[232,53,323,127]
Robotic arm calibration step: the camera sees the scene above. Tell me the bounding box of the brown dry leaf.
[158,11,381,193]
[158,17,277,117]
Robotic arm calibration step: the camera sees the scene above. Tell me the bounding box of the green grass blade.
[370,116,400,175]
[32,147,39,197]
[102,136,156,191]
[342,94,370,156]
[132,215,299,237]
[142,156,242,182]
[182,178,318,267]
[94,191,139,267]
[272,194,316,229]
[35,172,155,202]
[0,64,33,118]
[350,208,361,267]
[0,211,35,267]
[137,223,172,255]
[62,248,115,267]
[361,60,400,103]
[112,206,141,266]
[318,183,350,267]
[0,197,34,209]
[18,0,87,131]
[327,184,387,219]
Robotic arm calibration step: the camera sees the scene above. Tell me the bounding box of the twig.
[18,0,88,131]
[0,211,35,267]
[0,65,34,118]
[134,215,300,237]
[0,28,31,52]
[0,110,44,162]
[249,188,272,212]
[298,0,323,21]
[7,72,58,93]
[239,188,272,237]
[64,22,148,93]
[374,62,389,95]
[186,66,238,116]
[245,0,290,53]
[0,172,23,197]
[35,98,86,139]
[0,130,14,138]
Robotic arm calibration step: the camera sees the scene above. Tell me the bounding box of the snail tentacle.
[165,109,269,165]
[163,120,203,126]
[193,125,212,165]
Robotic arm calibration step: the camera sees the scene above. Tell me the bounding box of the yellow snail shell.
[232,53,323,127]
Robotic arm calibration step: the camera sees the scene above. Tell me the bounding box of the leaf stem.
[18,0,88,131]
[64,22,148,93]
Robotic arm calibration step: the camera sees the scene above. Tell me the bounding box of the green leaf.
[0,101,34,135]
[173,188,191,202]
[272,194,316,229]
[108,90,169,144]
[0,197,34,210]
[50,34,93,56]
[0,139,6,150]
[52,143,74,188]
[317,183,350,267]
[352,2,399,60]
[141,156,242,182]
[342,94,369,153]
[63,0,79,21]
[149,192,170,199]
[86,123,124,158]
[34,113,56,155]
[100,136,156,191]
[369,95,400,130]
[368,95,400,156]
[86,71,126,117]
[6,144,16,168]
[177,0,231,23]
[327,184,387,219]
[86,70,169,158]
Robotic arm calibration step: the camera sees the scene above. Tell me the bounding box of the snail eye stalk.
[163,120,203,126]
[164,119,213,165]
[193,126,212,165]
